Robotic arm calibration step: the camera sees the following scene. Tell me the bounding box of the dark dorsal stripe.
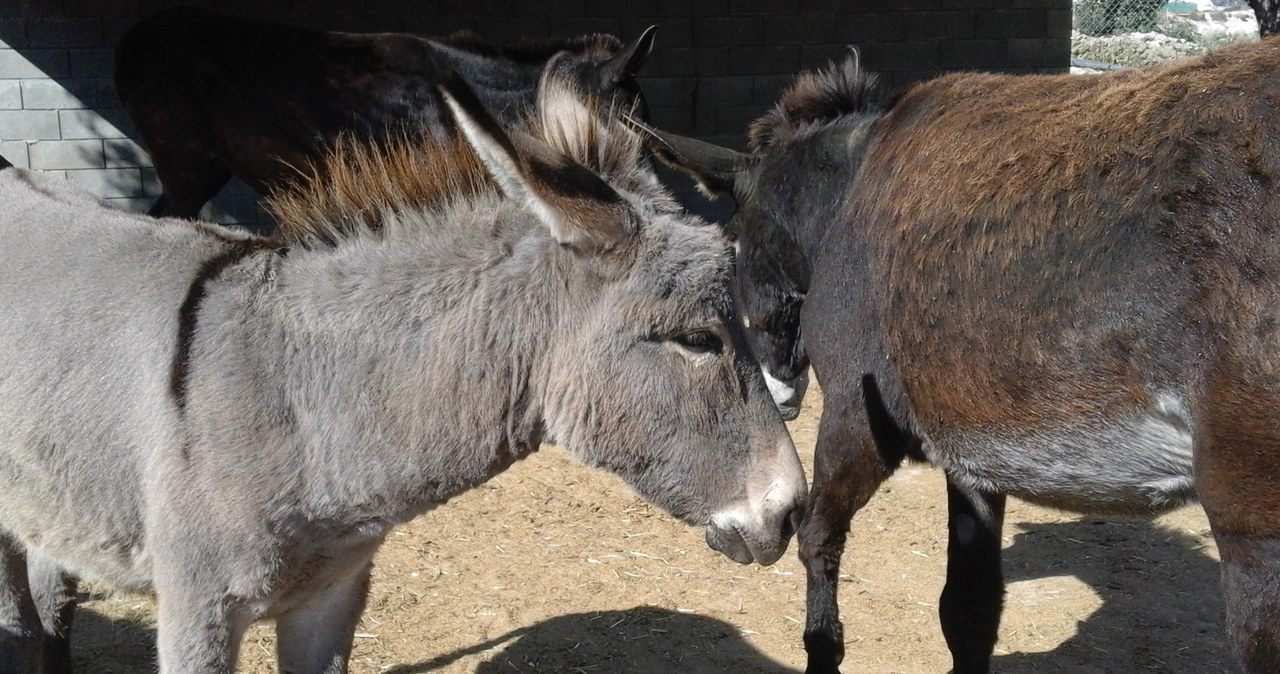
[170,239,264,411]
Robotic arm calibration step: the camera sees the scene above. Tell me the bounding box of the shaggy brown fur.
[265,131,494,246]
[266,75,650,248]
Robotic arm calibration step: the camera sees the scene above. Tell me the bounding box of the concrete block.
[622,16,692,49]
[864,40,942,71]
[728,0,800,13]
[853,0,942,10]
[29,139,106,170]
[753,74,795,105]
[701,76,756,106]
[64,0,139,18]
[716,103,768,135]
[638,76,697,108]
[552,17,623,38]
[0,49,68,79]
[478,17,551,43]
[834,13,907,43]
[511,0,586,17]
[0,80,20,109]
[582,0,662,17]
[694,15,763,46]
[728,44,803,75]
[647,105,694,134]
[404,16,479,37]
[104,196,158,214]
[977,9,1047,38]
[0,19,27,49]
[0,110,61,141]
[22,79,85,110]
[1009,37,1070,68]
[652,46,696,78]
[66,167,143,199]
[770,14,835,45]
[1047,8,1073,37]
[104,138,152,168]
[658,0,727,16]
[801,44,849,70]
[1012,0,1071,8]
[906,10,977,40]
[696,46,731,75]
[140,167,162,196]
[940,38,1008,70]
[68,48,115,79]
[26,18,105,48]
[60,109,130,140]
[0,140,29,168]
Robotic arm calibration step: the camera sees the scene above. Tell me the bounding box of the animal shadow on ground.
[992,518,1233,674]
[67,590,158,671]
[387,606,799,674]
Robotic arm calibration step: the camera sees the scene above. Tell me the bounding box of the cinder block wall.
[0,0,1071,227]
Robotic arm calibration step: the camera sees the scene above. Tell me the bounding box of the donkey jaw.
[705,440,808,565]
[763,367,809,421]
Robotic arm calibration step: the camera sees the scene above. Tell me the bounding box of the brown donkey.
[640,38,1280,674]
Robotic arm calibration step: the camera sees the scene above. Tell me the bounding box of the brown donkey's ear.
[597,25,657,87]
[623,115,752,198]
[439,72,635,254]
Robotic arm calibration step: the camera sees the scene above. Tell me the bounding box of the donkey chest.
[921,398,1197,515]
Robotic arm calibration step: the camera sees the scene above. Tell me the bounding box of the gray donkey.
[0,67,807,673]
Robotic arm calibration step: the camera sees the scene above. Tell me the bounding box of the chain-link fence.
[1072,0,1258,68]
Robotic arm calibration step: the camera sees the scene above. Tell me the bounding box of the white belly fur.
[926,394,1197,515]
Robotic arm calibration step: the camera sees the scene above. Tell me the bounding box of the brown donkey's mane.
[266,77,649,248]
[749,53,879,153]
[265,130,494,246]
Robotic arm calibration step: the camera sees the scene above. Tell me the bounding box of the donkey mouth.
[704,519,791,566]
[763,368,808,421]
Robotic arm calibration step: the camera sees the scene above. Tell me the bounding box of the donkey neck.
[215,206,565,524]
[427,42,547,121]
[774,118,878,274]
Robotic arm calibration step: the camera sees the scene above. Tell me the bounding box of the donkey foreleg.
[275,561,373,674]
[801,398,898,674]
[0,532,45,674]
[27,553,76,674]
[939,478,1006,674]
[153,573,252,674]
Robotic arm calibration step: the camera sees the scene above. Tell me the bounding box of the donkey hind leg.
[1215,535,1280,672]
[939,478,1006,674]
[801,394,905,674]
[275,562,373,674]
[27,553,76,674]
[0,532,44,674]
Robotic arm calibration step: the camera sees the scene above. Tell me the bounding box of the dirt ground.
[73,386,1234,674]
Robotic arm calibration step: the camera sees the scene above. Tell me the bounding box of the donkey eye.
[673,330,723,355]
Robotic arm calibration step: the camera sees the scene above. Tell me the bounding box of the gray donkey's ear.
[439,73,635,253]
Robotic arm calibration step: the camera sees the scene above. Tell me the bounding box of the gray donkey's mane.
[267,74,650,248]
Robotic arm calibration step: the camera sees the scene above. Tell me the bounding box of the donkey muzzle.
[705,440,808,565]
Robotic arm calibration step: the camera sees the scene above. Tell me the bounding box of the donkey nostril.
[780,503,804,541]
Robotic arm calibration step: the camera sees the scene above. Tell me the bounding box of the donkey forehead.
[628,219,735,304]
